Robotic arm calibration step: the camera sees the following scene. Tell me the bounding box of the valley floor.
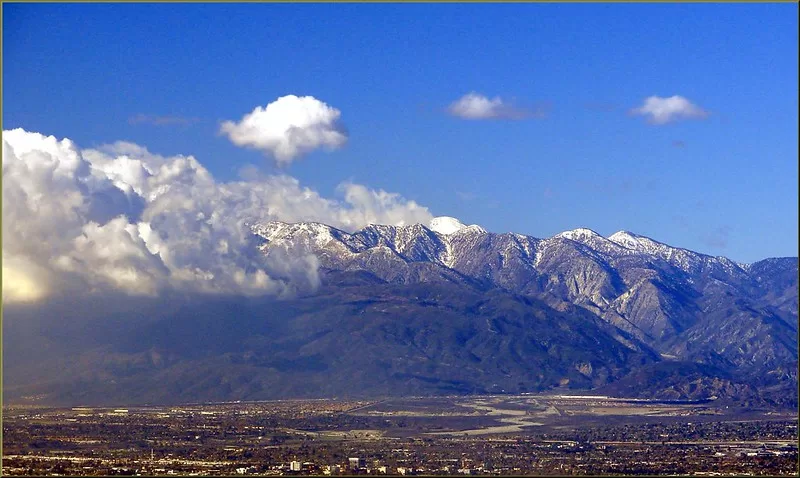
[2,394,797,476]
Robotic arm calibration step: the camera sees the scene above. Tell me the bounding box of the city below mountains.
[4,217,798,408]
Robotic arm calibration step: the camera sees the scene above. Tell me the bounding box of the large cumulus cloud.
[220,95,348,165]
[2,128,433,304]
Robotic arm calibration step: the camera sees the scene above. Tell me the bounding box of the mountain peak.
[608,230,646,249]
[556,228,602,242]
[428,216,468,235]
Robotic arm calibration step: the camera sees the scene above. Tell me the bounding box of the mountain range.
[3,217,797,407]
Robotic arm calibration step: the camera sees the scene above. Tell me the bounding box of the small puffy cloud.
[447,92,534,120]
[220,95,347,165]
[2,128,432,304]
[630,95,709,125]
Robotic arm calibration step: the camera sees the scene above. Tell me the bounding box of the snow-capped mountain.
[253,217,798,377]
[252,218,752,302]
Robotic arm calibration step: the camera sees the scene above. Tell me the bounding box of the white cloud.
[336,182,433,229]
[630,95,709,125]
[2,128,433,304]
[447,92,532,120]
[220,95,347,165]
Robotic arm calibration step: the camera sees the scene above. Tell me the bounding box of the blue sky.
[3,2,798,263]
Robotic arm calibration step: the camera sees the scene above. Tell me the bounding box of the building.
[290,461,302,472]
[348,457,364,470]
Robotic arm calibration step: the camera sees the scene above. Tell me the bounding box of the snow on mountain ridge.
[251,221,350,251]
[607,230,751,278]
[607,231,646,250]
[428,216,467,235]
[556,228,603,242]
[557,227,600,238]
[250,220,772,274]
[452,224,488,235]
[610,230,712,260]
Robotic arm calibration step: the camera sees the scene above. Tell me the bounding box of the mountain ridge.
[253,218,772,269]
[250,217,797,403]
